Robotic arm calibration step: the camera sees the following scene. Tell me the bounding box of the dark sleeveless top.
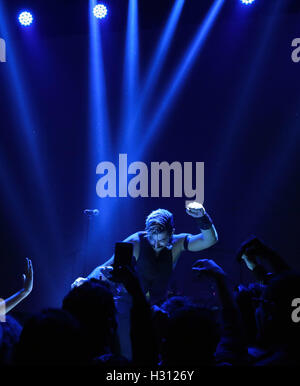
[135,231,173,305]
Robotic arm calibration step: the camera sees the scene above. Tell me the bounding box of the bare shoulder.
[172,233,190,245]
[123,231,141,244]
[123,231,142,261]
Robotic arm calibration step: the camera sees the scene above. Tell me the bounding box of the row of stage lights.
[17,0,255,27]
[17,4,109,27]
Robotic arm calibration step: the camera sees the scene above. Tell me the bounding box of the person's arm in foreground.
[1,258,33,314]
[193,259,247,365]
[112,264,158,366]
[72,233,139,288]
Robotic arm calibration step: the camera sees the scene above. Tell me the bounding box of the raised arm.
[2,258,33,314]
[182,203,218,252]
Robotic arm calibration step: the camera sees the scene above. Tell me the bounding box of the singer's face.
[147,231,171,253]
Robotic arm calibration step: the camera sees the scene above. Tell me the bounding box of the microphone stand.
[82,209,99,276]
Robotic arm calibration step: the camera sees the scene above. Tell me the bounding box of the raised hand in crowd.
[2,258,33,314]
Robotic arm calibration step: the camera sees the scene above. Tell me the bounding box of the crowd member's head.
[161,305,220,366]
[62,279,118,359]
[13,308,84,365]
[255,271,300,350]
[145,209,175,253]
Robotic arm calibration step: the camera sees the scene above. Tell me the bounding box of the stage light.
[240,0,255,5]
[93,4,108,19]
[18,11,33,26]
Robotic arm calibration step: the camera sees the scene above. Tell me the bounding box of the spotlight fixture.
[93,4,108,19]
[18,11,34,26]
[240,0,255,5]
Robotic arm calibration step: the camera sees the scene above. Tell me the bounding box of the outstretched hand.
[99,266,114,281]
[71,277,88,289]
[192,259,226,278]
[22,257,33,295]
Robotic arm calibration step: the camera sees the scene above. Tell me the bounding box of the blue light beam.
[210,0,286,201]
[137,0,225,157]
[88,0,112,210]
[120,0,185,150]
[0,2,62,256]
[119,0,140,151]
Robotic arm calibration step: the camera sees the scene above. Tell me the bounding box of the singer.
[72,202,217,359]
[73,203,218,305]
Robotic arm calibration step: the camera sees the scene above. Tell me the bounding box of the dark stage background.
[0,0,299,313]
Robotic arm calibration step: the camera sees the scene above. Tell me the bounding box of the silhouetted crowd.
[1,237,300,367]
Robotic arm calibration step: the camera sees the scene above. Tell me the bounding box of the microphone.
[84,209,100,216]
